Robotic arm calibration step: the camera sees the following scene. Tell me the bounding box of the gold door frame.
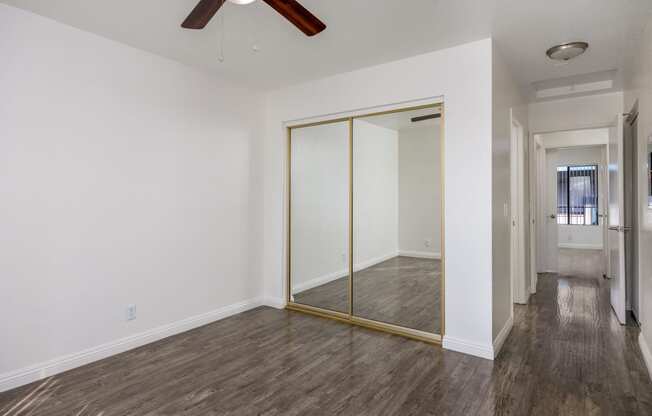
[286,102,445,345]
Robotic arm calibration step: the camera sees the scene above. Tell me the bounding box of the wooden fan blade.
[262,0,326,36]
[182,0,227,29]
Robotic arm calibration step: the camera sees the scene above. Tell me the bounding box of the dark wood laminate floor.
[2,249,651,415]
[294,256,441,334]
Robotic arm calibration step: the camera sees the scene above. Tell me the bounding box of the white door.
[545,149,559,273]
[510,119,526,304]
[607,115,626,324]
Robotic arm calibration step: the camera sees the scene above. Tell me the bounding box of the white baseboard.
[0,297,264,393]
[354,252,399,271]
[558,243,603,250]
[639,333,652,381]
[292,252,398,295]
[398,250,441,259]
[263,297,286,309]
[442,336,494,360]
[292,269,348,294]
[493,314,514,358]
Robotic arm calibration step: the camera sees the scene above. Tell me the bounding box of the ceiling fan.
[181,0,326,37]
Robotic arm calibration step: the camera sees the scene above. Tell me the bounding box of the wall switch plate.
[126,304,137,321]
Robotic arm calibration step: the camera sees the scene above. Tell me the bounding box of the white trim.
[284,97,443,128]
[0,297,264,393]
[442,336,494,360]
[493,314,514,358]
[397,250,441,259]
[354,252,399,272]
[557,243,603,250]
[292,252,399,294]
[292,269,348,294]
[263,297,286,309]
[639,333,652,381]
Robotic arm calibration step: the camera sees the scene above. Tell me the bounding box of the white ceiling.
[3,0,652,94]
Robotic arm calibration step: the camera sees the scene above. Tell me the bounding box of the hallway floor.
[1,251,651,415]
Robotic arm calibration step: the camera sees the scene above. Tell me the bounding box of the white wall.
[353,120,399,268]
[492,44,528,343]
[262,39,496,358]
[290,122,349,293]
[0,4,264,390]
[545,146,606,250]
[624,13,652,378]
[398,125,441,257]
[529,92,623,133]
[539,128,609,148]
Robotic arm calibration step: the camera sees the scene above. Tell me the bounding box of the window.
[557,165,598,225]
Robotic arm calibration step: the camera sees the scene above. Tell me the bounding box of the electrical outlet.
[424,239,431,248]
[126,304,137,321]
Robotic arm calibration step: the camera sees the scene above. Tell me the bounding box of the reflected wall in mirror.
[290,121,350,313]
[353,108,442,334]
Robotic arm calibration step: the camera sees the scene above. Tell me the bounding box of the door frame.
[510,114,528,305]
[530,122,615,279]
[530,136,544,291]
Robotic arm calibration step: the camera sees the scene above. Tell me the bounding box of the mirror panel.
[352,108,442,334]
[290,121,350,313]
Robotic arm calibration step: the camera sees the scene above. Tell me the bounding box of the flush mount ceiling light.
[546,42,589,61]
[228,0,256,4]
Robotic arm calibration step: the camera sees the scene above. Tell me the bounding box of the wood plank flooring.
[294,256,441,333]
[1,249,651,415]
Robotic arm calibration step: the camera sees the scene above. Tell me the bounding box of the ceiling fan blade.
[181,0,227,29]
[262,0,326,36]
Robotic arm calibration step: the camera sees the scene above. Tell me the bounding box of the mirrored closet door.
[353,108,442,334]
[289,120,350,314]
[287,104,444,342]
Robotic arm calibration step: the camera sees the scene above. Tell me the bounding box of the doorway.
[534,129,610,277]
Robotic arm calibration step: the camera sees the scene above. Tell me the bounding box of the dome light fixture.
[546,42,589,62]
[228,0,256,4]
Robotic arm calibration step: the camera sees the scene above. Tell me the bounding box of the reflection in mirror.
[353,108,442,334]
[290,121,350,313]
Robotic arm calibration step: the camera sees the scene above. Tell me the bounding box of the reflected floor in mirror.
[293,256,440,334]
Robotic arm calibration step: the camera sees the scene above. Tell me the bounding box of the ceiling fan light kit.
[182,0,326,36]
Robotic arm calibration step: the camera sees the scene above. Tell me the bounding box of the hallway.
[1,253,650,415]
[499,248,651,414]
